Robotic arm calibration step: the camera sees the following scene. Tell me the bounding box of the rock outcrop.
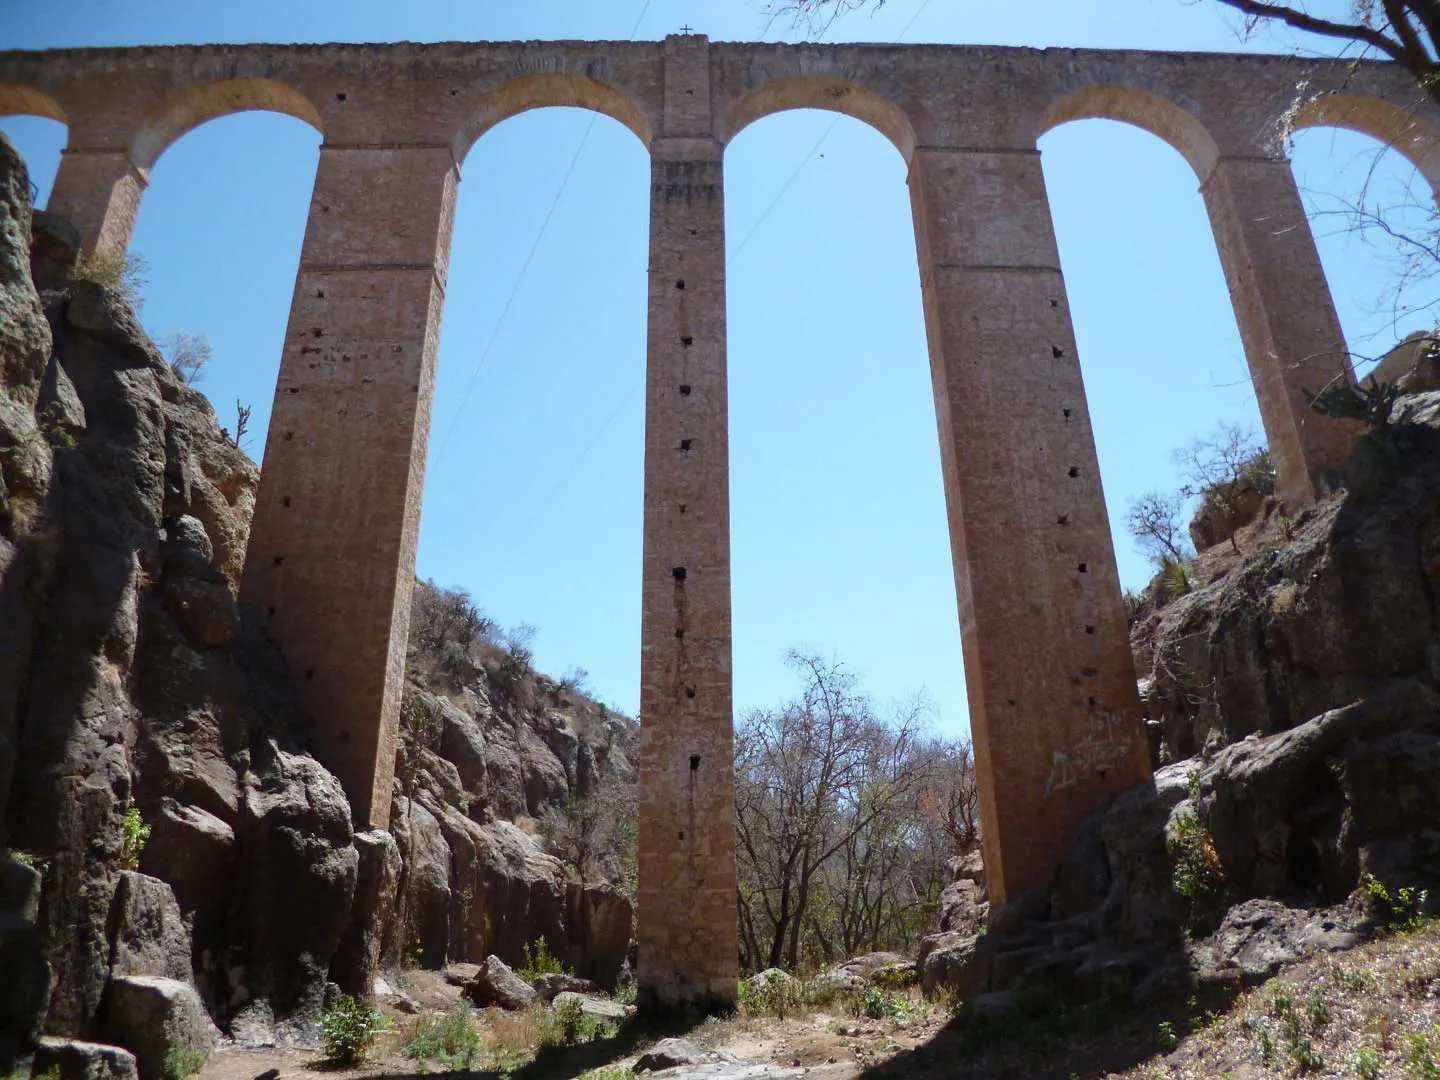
[0,129,640,1063]
[0,133,361,1046]
[923,398,1440,1007]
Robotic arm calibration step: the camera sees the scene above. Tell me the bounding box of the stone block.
[106,872,192,981]
[94,976,218,1080]
[35,1038,139,1080]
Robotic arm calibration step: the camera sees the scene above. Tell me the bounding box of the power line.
[433,0,653,460]
[727,0,934,268]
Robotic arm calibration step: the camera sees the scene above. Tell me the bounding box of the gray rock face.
[0,135,364,1037]
[94,976,218,1080]
[1188,898,1367,987]
[1135,403,1440,762]
[106,873,191,981]
[464,954,537,1010]
[34,1037,138,1080]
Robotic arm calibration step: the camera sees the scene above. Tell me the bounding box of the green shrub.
[320,995,385,1063]
[1353,1046,1382,1079]
[738,973,803,1019]
[1160,558,1194,600]
[162,1044,207,1080]
[401,1003,481,1071]
[857,984,910,1021]
[518,936,566,981]
[1407,1025,1440,1080]
[1168,810,1222,902]
[537,997,610,1047]
[120,802,150,871]
[1307,379,1400,433]
[1157,1020,1177,1051]
[1363,874,1430,933]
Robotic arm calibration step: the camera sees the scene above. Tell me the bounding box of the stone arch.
[0,83,68,125]
[1038,84,1222,182]
[129,76,323,173]
[452,71,652,162]
[1291,91,1440,197]
[724,75,919,163]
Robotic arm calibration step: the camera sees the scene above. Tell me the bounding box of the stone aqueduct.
[3,34,1438,1006]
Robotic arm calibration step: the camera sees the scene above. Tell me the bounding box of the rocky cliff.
[920,388,1440,1006]
[0,133,636,1069]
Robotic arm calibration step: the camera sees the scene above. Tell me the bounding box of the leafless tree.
[772,0,1440,101]
[1213,1,1440,108]
[735,651,956,971]
[165,331,211,386]
[1126,491,1193,566]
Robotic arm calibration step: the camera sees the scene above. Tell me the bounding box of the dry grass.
[1112,921,1440,1079]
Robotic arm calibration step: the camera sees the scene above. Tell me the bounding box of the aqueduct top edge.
[0,39,1433,183]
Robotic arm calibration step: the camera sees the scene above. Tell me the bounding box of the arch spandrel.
[1038,84,1222,182]
[0,83,67,125]
[452,70,654,162]
[129,76,324,174]
[1290,91,1440,197]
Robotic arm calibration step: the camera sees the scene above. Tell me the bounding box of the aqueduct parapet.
[3,35,1434,1008]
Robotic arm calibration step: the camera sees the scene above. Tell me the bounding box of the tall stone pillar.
[47,148,145,257]
[240,142,457,829]
[909,145,1151,905]
[1202,157,1354,505]
[635,34,739,1010]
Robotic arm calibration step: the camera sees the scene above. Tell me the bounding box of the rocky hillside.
[920,385,1440,1012]
[0,132,638,1072]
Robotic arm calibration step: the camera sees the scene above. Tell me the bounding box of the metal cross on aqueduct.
[4,33,1437,1008]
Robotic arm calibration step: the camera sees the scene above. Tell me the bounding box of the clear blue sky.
[3,1,1434,739]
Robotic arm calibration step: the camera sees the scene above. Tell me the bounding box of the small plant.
[861,985,900,1020]
[1259,1023,1277,1062]
[537,996,609,1047]
[162,1044,207,1080]
[1364,873,1430,933]
[1291,1037,1324,1074]
[1305,994,1331,1030]
[1353,1046,1382,1080]
[1160,558,1194,599]
[1158,1019,1178,1051]
[518,936,566,981]
[1168,809,1222,903]
[1407,1025,1440,1080]
[1186,768,1203,801]
[1308,378,1400,433]
[320,995,385,1064]
[401,1003,481,1071]
[739,973,803,1020]
[37,402,76,450]
[1279,514,1296,541]
[120,801,150,871]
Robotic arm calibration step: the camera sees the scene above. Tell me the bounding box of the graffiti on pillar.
[1045,712,1136,798]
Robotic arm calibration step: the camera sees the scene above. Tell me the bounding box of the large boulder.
[93,976,218,1080]
[33,1038,138,1080]
[463,954,537,1010]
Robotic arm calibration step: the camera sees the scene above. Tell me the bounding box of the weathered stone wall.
[3,35,1436,1004]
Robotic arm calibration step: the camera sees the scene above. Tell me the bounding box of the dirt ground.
[197,922,1440,1080]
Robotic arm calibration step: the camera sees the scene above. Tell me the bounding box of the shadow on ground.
[856,981,1243,1080]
